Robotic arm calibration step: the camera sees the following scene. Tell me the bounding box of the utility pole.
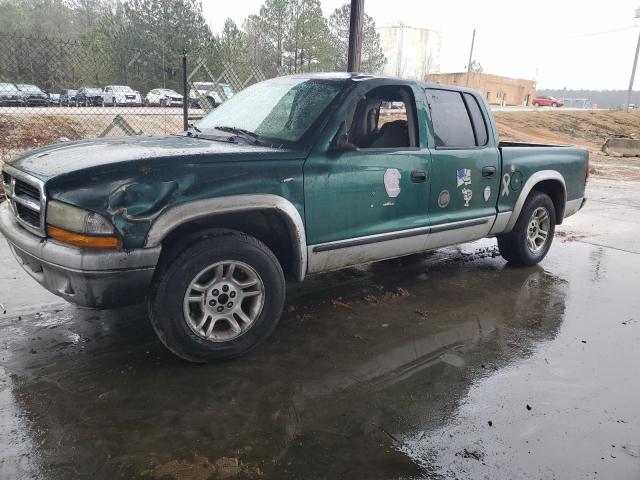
[626,7,640,110]
[466,29,476,87]
[347,0,364,72]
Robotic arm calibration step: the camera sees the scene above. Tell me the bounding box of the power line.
[567,25,638,39]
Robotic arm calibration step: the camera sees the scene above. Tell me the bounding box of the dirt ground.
[494,110,640,181]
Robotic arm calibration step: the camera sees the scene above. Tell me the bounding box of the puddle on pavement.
[0,239,639,479]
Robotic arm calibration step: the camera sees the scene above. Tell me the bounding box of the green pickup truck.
[0,73,588,362]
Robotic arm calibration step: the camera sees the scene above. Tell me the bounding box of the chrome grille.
[2,165,46,236]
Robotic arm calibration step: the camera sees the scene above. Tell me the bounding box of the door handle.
[411,170,427,183]
[482,166,496,177]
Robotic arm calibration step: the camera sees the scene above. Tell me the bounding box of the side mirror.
[330,121,356,152]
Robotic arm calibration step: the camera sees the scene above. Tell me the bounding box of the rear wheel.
[148,230,286,362]
[497,191,556,266]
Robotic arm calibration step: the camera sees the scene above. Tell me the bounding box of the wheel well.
[157,210,297,279]
[532,180,565,224]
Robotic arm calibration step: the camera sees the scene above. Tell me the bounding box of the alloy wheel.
[183,260,265,342]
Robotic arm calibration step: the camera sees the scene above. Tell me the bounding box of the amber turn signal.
[47,226,120,249]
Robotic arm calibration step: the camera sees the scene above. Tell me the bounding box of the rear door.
[424,88,500,233]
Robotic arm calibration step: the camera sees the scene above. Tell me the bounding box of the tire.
[552,103,558,108]
[497,191,556,266]
[533,102,539,107]
[148,230,286,363]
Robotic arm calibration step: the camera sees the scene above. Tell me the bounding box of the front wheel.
[148,230,286,362]
[497,191,556,266]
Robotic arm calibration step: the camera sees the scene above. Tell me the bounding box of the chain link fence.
[0,33,277,167]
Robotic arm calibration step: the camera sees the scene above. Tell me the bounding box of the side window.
[425,89,475,148]
[463,93,488,146]
[343,86,418,150]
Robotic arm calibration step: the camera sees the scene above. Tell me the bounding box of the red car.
[532,95,564,107]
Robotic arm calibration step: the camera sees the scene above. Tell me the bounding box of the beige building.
[426,72,536,106]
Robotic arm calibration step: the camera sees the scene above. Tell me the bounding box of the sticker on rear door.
[384,168,401,198]
[456,168,471,187]
[438,190,450,208]
[462,188,473,207]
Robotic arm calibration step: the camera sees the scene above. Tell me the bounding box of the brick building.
[426,72,536,106]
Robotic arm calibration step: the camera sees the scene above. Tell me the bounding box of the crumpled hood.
[9,135,301,181]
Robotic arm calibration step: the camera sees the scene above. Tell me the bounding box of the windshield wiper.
[182,125,237,143]
[185,125,201,137]
[212,126,263,145]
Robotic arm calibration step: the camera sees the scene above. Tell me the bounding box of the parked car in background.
[532,95,564,107]
[48,93,60,106]
[145,88,183,107]
[16,84,48,106]
[60,89,77,107]
[102,85,142,107]
[189,82,234,108]
[75,87,103,107]
[0,83,25,106]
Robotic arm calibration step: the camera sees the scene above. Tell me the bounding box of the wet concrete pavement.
[1,177,639,479]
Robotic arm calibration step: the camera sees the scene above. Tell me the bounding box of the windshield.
[160,89,180,96]
[85,88,102,95]
[18,84,42,93]
[196,78,342,144]
[112,86,134,92]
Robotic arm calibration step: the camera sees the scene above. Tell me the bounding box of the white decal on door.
[384,168,402,198]
[502,173,511,196]
[462,188,473,207]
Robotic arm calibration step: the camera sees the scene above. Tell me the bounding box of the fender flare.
[144,194,307,281]
[504,170,566,232]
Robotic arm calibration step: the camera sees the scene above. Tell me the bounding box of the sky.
[203,0,640,90]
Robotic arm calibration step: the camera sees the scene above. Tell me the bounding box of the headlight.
[46,201,119,249]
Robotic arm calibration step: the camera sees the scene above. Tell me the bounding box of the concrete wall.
[376,24,441,80]
[426,72,536,106]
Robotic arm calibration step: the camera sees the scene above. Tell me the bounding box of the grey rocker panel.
[307,216,494,273]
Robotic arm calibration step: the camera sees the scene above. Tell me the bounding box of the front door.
[423,88,500,247]
[304,84,431,272]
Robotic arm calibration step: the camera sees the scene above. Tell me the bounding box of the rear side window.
[463,93,488,146]
[425,89,475,148]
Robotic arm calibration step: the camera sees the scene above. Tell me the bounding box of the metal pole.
[182,48,189,131]
[626,27,640,111]
[347,0,364,72]
[466,29,476,87]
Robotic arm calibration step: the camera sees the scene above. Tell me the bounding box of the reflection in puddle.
[0,242,582,479]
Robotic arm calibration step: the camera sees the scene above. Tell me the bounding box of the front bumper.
[0,202,161,309]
